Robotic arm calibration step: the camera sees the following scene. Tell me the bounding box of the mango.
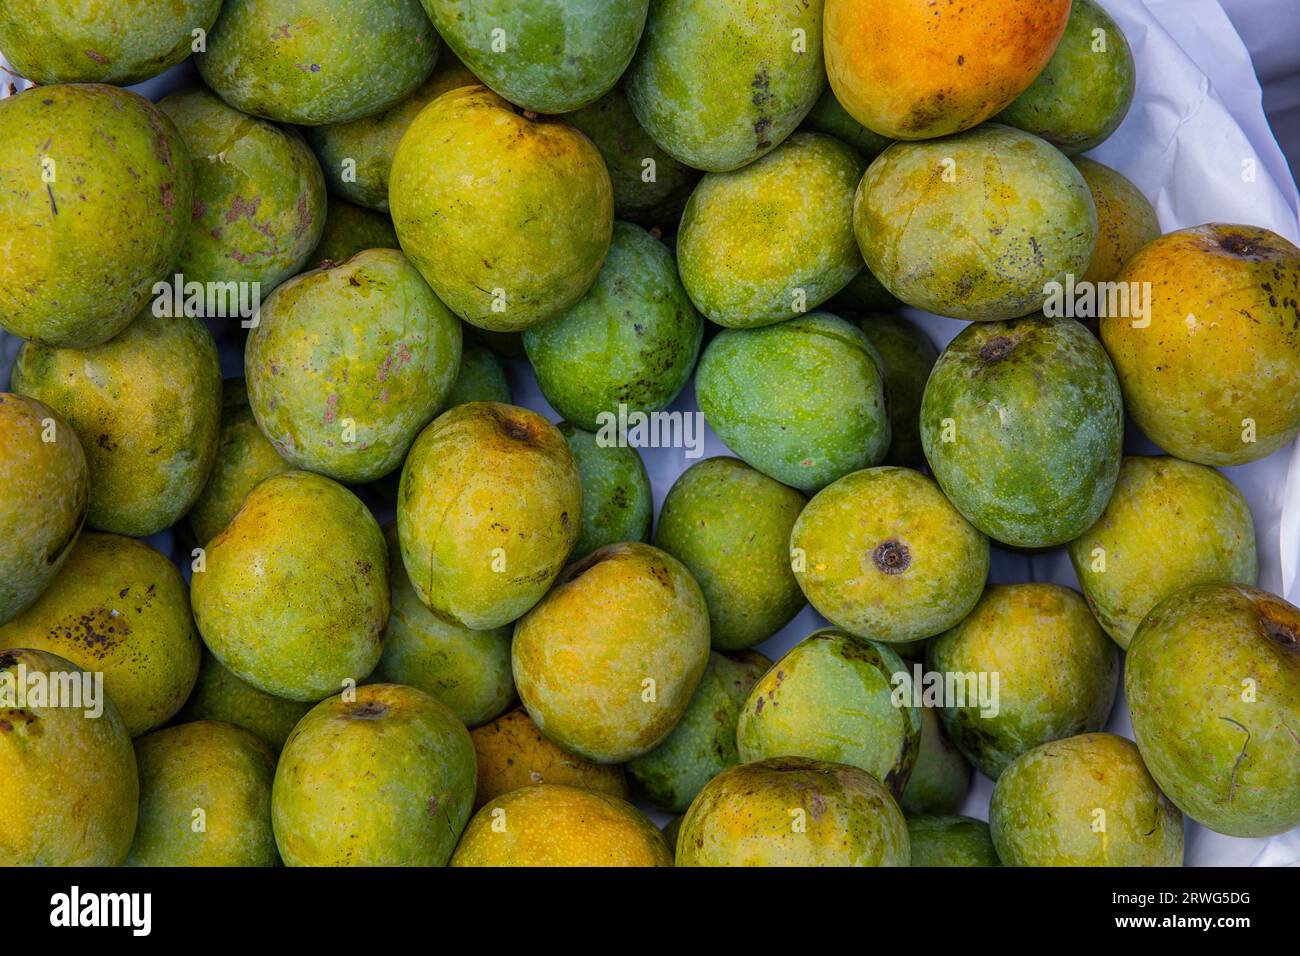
[854,312,938,467]
[790,467,989,643]
[389,86,613,332]
[829,266,901,313]
[1101,224,1300,465]
[855,125,1097,321]
[907,815,1000,867]
[900,706,972,816]
[447,345,511,407]
[1126,585,1300,837]
[825,0,1071,140]
[176,650,313,751]
[801,86,892,162]
[0,84,193,348]
[677,756,910,866]
[512,542,711,763]
[397,402,581,629]
[191,470,389,701]
[624,0,826,172]
[559,423,653,558]
[920,317,1123,548]
[1074,157,1161,284]
[309,198,399,267]
[272,683,476,866]
[990,733,1184,866]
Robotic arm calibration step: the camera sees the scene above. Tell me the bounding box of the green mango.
[558,423,653,558]
[446,345,512,408]
[907,815,1000,867]
[175,650,313,751]
[853,312,938,467]
[801,85,892,162]
[900,706,972,816]
[309,198,399,268]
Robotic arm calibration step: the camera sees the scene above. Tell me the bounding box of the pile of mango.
[1,0,1298,868]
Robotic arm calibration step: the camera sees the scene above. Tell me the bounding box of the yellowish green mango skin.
[273,683,476,866]
[628,650,770,813]
[625,0,826,173]
[308,198,399,268]
[176,650,313,752]
[389,87,614,332]
[0,394,87,625]
[0,532,201,737]
[678,133,865,328]
[654,457,806,650]
[1126,585,1300,838]
[422,0,649,115]
[990,733,1184,866]
[446,345,511,407]
[187,379,292,546]
[559,423,653,558]
[397,402,582,630]
[159,88,326,294]
[855,124,1097,321]
[901,706,972,816]
[0,648,138,866]
[451,784,671,867]
[1102,224,1300,465]
[801,86,893,162]
[1068,456,1258,649]
[791,467,989,643]
[196,0,440,126]
[737,631,920,798]
[0,0,222,85]
[470,708,629,812]
[375,525,514,728]
[854,312,939,468]
[0,84,194,348]
[125,721,279,867]
[677,756,910,867]
[13,310,222,537]
[928,584,1119,781]
[512,542,711,763]
[907,815,1000,867]
[192,471,389,702]
[696,313,889,492]
[1074,157,1161,284]
[996,0,1136,155]
[246,248,462,483]
[303,50,479,212]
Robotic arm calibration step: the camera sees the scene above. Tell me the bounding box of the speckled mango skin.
[855,125,1097,321]
[13,311,222,538]
[996,0,1135,155]
[191,471,389,702]
[737,631,920,797]
[920,318,1124,548]
[125,721,278,867]
[907,815,1000,867]
[246,248,462,483]
[1074,157,1160,284]
[422,0,648,115]
[825,0,1071,140]
[159,88,326,294]
[0,532,201,737]
[389,86,613,333]
[0,84,193,348]
[801,86,893,163]
[677,756,910,867]
[451,784,671,867]
[0,0,222,85]
[1068,457,1258,650]
[567,86,702,230]
[628,650,770,813]
[790,467,989,643]
[523,222,702,430]
[176,650,313,751]
[696,313,889,492]
[624,0,826,173]
[303,50,479,212]
[990,733,1184,866]
[375,525,513,728]
[397,402,582,630]
[901,706,972,815]
[196,0,440,126]
[559,423,653,558]
[273,683,476,866]
[1126,585,1300,837]
[928,584,1119,780]
[471,707,628,811]
[0,394,87,625]
[512,542,711,763]
[1102,224,1300,465]
[854,312,939,467]
[0,649,138,866]
[678,133,865,329]
[654,457,806,650]
[309,198,400,268]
